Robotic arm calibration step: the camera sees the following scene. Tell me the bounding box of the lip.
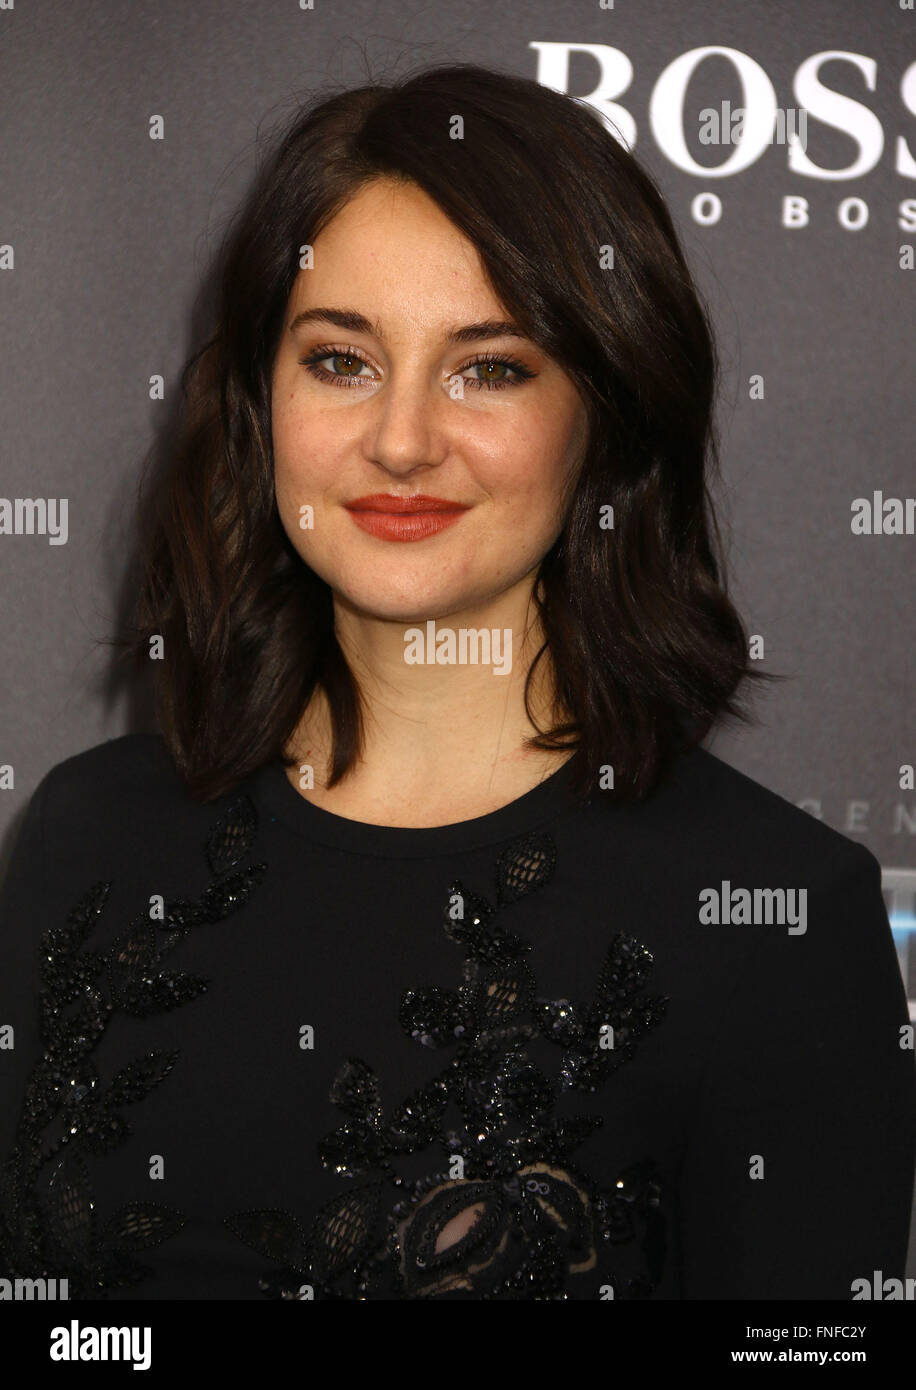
[343,494,472,542]
[344,494,471,514]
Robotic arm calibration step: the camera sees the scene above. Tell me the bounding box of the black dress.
[1,733,913,1299]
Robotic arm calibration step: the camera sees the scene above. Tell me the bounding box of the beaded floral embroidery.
[0,795,266,1298]
[226,830,668,1299]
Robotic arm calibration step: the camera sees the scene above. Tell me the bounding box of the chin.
[335,584,475,625]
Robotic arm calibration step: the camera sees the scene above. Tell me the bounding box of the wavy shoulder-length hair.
[124,60,778,804]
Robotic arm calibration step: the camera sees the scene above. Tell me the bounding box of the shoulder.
[666,754,908,1101]
[42,729,178,785]
[662,744,882,892]
[669,749,902,1030]
[32,733,232,882]
[17,734,260,918]
[38,732,188,829]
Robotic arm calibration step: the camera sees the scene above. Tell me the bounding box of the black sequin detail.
[0,795,266,1298]
[226,829,668,1299]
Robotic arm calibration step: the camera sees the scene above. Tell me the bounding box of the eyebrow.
[288,307,528,345]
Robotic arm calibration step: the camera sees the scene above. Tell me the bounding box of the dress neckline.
[252,752,586,858]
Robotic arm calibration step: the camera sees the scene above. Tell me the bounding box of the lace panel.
[226,829,668,1300]
[0,796,267,1298]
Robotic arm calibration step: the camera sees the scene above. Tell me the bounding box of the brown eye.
[459,353,535,391]
[327,353,365,378]
[298,346,375,388]
[471,360,509,383]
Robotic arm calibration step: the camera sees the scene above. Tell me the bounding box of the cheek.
[272,385,306,470]
[272,397,333,508]
[272,416,317,545]
[273,473,301,535]
[484,424,576,515]
[498,433,580,554]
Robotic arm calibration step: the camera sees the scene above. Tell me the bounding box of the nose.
[362,367,451,477]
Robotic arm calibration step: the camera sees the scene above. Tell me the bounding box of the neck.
[285,572,573,811]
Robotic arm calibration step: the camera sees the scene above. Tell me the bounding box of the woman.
[1,62,913,1301]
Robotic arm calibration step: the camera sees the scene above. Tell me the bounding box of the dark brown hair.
[123,61,780,803]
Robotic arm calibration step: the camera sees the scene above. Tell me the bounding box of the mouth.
[344,494,471,514]
[343,494,471,542]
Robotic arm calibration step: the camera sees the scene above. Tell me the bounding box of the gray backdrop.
[1,0,914,1279]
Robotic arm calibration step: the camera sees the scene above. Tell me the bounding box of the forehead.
[318,177,466,246]
[287,179,506,332]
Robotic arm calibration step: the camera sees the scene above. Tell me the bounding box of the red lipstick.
[343,494,471,542]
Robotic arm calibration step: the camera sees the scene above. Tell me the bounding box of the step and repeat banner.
[1,0,913,1285]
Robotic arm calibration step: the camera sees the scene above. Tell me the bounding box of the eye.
[297,346,536,391]
[456,353,535,391]
[298,347,376,388]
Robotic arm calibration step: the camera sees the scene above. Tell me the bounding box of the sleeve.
[676,842,916,1299]
[0,774,52,1164]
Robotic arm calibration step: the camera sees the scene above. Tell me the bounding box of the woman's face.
[271,177,590,623]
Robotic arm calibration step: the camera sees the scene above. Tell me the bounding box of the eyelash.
[297,345,535,391]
